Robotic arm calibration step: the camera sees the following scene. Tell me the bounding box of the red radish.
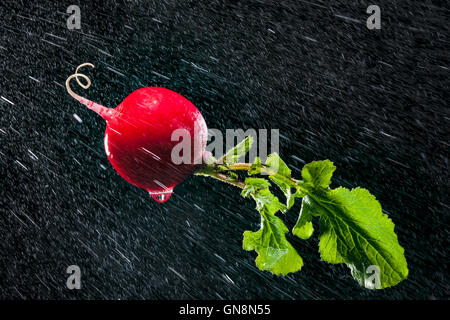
[66,63,208,202]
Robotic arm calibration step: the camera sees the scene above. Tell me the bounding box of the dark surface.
[0,0,448,299]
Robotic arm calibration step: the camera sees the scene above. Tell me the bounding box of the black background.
[0,0,448,299]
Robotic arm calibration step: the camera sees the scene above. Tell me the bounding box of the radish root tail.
[65,63,113,121]
[65,63,95,100]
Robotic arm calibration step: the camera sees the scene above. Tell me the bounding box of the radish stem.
[194,161,304,192]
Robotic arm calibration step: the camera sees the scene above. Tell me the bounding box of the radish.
[66,63,208,202]
[65,64,408,289]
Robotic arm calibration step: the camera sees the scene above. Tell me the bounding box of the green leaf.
[293,181,308,198]
[196,147,408,289]
[226,172,238,182]
[249,157,262,175]
[243,212,303,275]
[266,154,295,209]
[301,160,336,190]
[223,136,253,164]
[242,177,302,275]
[241,178,270,198]
[310,187,408,289]
[292,196,315,239]
[242,178,287,213]
[266,153,291,177]
[253,187,287,213]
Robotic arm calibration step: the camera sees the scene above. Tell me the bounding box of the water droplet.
[149,189,173,203]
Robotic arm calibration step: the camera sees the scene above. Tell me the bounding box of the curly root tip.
[65,63,113,121]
